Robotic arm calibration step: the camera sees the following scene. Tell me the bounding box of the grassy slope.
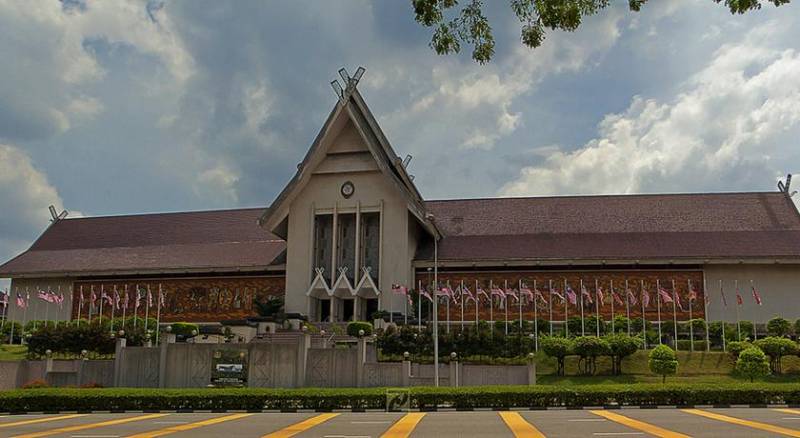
[0,345,27,361]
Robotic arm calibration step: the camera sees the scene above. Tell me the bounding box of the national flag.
[520,284,534,300]
[551,289,566,304]
[658,287,673,304]
[79,290,85,307]
[596,286,605,306]
[16,292,26,308]
[123,291,130,309]
[477,285,489,300]
[580,284,593,304]
[159,288,166,307]
[736,286,743,306]
[612,290,624,306]
[673,288,684,311]
[101,291,112,307]
[420,286,433,302]
[90,287,97,305]
[641,287,650,308]
[688,286,697,302]
[505,288,519,302]
[565,286,577,305]
[135,289,142,308]
[534,288,548,305]
[462,285,476,302]
[147,287,154,307]
[490,285,505,299]
[0,290,8,306]
[720,285,728,307]
[37,290,51,302]
[114,289,121,310]
[751,285,763,306]
[626,288,638,306]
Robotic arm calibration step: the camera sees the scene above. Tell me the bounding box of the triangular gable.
[258,87,439,240]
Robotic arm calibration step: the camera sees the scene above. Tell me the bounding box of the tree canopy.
[412,0,792,63]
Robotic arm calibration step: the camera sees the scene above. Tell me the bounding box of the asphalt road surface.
[3,408,800,437]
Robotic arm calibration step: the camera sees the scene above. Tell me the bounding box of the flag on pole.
[534,287,547,305]
[91,287,97,306]
[673,287,684,311]
[580,283,593,304]
[462,285,475,302]
[626,287,638,306]
[37,290,51,302]
[520,284,534,301]
[420,285,433,302]
[505,288,519,302]
[720,284,728,307]
[16,292,27,308]
[641,286,650,308]
[688,285,697,303]
[148,287,154,307]
[736,286,743,306]
[124,290,130,309]
[477,285,489,300]
[551,288,565,303]
[658,286,673,304]
[612,289,624,306]
[751,284,763,305]
[565,286,577,305]
[596,286,605,306]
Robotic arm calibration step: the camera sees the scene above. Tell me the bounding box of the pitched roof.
[417,192,800,262]
[0,208,285,277]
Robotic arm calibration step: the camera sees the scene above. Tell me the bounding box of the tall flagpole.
[504,280,509,335]
[133,284,138,330]
[122,285,127,327]
[404,285,408,326]
[44,286,51,327]
[625,279,631,336]
[155,284,163,345]
[703,278,710,351]
[594,279,600,336]
[564,279,569,338]
[489,280,494,330]
[518,279,523,333]
[77,285,83,327]
[688,279,694,352]
[88,285,94,322]
[474,280,479,332]
[656,279,662,344]
[671,279,678,350]
[735,279,741,341]
[99,284,104,325]
[418,280,422,331]
[23,287,30,336]
[580,279,585,336]
[145,284,151,335]
[610,280,615,333]
[532,279,538,350]
[720,280,726,352]
[110,285,117,333]
[751,280,758,341]
[461,280,465,330]
[548,280,554,336]
[641,280,647,349]
[445,281,450,334]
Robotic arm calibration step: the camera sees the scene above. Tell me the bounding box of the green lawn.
[0,344,27,361]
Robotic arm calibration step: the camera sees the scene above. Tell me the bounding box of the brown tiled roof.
[419,192,800,261]
[0,208,285,277]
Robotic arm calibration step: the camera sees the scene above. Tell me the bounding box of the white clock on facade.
[341,181,354,198]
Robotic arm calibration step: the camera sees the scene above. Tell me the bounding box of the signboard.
[211,349,249,386]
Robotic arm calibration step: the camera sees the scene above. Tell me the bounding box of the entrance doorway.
[319,298,331,322]
[365,298,378,320]
[342,299,355,321]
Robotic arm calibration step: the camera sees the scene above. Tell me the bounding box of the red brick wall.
[71,276,285,322]
[416,270,705,322]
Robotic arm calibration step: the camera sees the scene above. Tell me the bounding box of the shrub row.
[4,384,800,412]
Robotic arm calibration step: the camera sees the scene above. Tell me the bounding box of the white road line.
[569,418,608,422]
[784,417,800,420]
[152,421,188,424]
[350,420,393,424]
[71,435,121,438]
[322,436,371,438]
[593,433,645,436]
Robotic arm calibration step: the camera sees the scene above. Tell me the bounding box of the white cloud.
[501,20,800,199]
[0,144,65,271]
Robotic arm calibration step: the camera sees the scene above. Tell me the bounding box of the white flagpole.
[735,279,741,341]
[145,284,151,335]
[751,280,758,341]
[594,279,600,337]
[461,280,465,330]
[625,279,631,336]
[8,288,14,344]
[610,280,615,333]
[44,286,50,327]
[564,279,568,338]
[404,286,408,326]
[122,285,127,327]
[23,287,30,335]
[133,284,138,330]
[446,281,450,334]
[474,280,479,332]
[703,278,710,351]
[88,285,94,322]
[671,279,678,351]
[580,279,585,336]
[548,280,554,336]
[110,285,116,333]
[1,288,7,332]
[688,279,694,351]
[77,285,83,327]
[156,284,163,345]
[489,280,494,330]
[518,279,523,333]
[504,280,509,335]
[656,279,662,344]
[720,280,726,352]
[99,284,104,325]
[418,280,422,331]
[533,279,538,351]
[641,280,647,349]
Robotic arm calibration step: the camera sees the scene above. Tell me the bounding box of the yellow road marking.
[126,413,252,438]
[498,411,546,438]
[591,410,690,438]
[0,414,86,428]
[775,408,800,416]
[261,413,340,438]
[380,413,425,438]
[683,408,800,437]
[12,413,169,438]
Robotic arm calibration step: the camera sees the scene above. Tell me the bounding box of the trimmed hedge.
[4,384,800,412]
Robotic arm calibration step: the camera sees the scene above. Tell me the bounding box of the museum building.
[2,79,800,326]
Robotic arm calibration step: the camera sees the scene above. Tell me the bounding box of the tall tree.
[412,0,792,63]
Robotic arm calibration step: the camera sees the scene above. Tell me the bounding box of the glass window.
[360,212,380,283]
[337,213,357,284]
[313,214,333,281]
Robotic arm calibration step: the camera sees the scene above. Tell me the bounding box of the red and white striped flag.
[612,289,624,306]
[581,284,593,304]
[658,287,673,304]
[736,286,743,306]
[596,286,605,306]
[505,288,519,302]
[751,285,763,306]
[477,285,489,300]
[534,288,548,305]
[720,284,728,307]
[626,288,638,306]
[420,286,433,302]
[565,286,577,305]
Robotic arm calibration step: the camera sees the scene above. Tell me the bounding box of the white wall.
[704,264,800,323]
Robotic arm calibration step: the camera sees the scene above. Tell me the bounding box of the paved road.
[3,408,800,437]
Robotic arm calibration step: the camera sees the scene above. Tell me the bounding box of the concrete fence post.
[158,333,176,388]
[449,361,459,387]
[356,337,367,387]
[112,337,126,387]
[296,332,311,388]
[402,360,411,387]
[527,353,536,386]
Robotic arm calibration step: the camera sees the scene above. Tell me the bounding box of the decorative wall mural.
[71,276,285,322]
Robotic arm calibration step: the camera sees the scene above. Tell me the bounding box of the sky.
[1,0,800,288]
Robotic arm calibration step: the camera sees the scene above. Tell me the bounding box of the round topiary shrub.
[649,344,678,383]
[347,321,374,338]
[727,341,753,360]
[754,336,798,374]
[736,346,770,382]
[540,336,573,376]
[572,336,610,375]
[767,317,791,337]
[604,334,641,375]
